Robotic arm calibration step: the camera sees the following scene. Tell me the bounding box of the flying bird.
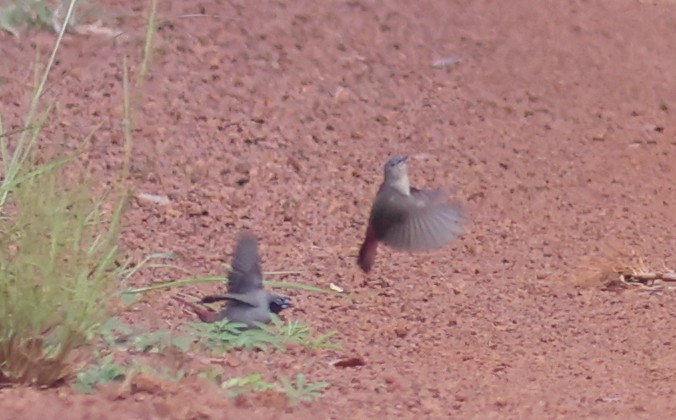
[187,232,293,327]
[358,155,467,273]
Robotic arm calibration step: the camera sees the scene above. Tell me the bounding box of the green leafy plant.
[186,315,339,354]
[73,318,189,394]
[187,319,283,353]
[97,317,193,354]
[278,373,329,406]
[96,317,134,347]
[271,320,341,351]
[221,373,276,398]
[73,354,125,393]
[127,330,193,354]
[0,0,81,37]
[73,356,186,394]
[204,370,328,404]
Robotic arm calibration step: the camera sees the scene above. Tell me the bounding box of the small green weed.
[272,320,341,351]
[73,354,125,393]
[187,319,282,353]
[203,370,328,404]
[98,317,193,354]
[0,0,80,37]
[278,373,329,406]
[186,315,339,354]
[221,373,276,398]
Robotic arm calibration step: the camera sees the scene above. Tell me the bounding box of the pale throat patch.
[390,176,410,196]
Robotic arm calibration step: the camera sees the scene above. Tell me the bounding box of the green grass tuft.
[139,0,157,77]
[122,272,345,297]
[0,163,124,385]
[0,0,131,386]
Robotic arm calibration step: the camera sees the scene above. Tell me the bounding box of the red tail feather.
[174,296,223,323]
[358,226,378,273]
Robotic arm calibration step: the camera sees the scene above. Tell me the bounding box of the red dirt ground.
[2,0,676,418]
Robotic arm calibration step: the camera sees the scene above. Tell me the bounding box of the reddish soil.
[2,0,676,418]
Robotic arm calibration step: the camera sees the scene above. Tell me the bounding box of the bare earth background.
[1,0,676,418]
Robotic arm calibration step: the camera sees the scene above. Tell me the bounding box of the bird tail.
[358,226,378,273]
[173,295,224,323]
[201,294,230,303]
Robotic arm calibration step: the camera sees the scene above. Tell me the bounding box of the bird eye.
[387,155,406,168]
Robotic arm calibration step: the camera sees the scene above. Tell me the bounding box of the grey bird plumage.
[358,155,467,272]
[200,233,293,327]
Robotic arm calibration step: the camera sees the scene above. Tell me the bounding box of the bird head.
[268,295,293,314]
[383,155,410,194]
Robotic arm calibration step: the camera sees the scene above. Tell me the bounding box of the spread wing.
[227,233,264,294]
[201,292,260,307]
[371,187,466,252]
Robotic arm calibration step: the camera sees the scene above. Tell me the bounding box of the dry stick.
[618,268,676,288]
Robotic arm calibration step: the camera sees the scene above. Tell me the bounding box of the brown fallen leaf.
[131,373,178,395]
[331,357,366,368]
[109,371,178,400]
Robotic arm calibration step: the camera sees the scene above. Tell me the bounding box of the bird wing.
[227,233,264,294]
[201,291,261,307]
[372,187,467,252]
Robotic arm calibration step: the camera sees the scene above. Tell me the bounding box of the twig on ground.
[617,268,676,289]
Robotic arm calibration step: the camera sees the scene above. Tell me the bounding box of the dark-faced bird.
[190,232,293,327]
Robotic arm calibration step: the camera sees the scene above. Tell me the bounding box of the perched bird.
[191,233,293,327]
[358,155,467,273]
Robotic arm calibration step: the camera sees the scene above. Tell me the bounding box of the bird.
[188,232,293,327]
[357,155,467,273]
